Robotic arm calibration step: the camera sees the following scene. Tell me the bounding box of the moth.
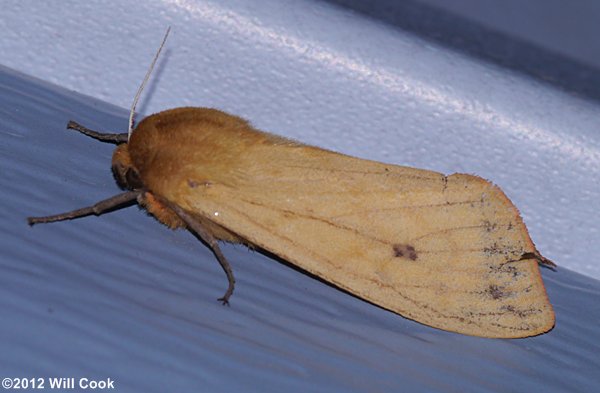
[28,29,555,338]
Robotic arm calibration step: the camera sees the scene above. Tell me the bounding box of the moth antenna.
[128,26,171,141]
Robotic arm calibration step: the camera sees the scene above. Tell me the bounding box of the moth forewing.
[126,108,555,338]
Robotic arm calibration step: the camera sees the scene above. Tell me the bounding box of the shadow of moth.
[28,29,555,338]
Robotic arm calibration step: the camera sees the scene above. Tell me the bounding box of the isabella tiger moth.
[28,29,555,338]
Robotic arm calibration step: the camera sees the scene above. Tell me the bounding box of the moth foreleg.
[168,203,236,306]
[28,191,141,225]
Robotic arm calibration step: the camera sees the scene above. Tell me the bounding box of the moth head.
[111,143,143,190]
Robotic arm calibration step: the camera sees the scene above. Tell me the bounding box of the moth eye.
[111,163,143,190]
[125,168,143,190]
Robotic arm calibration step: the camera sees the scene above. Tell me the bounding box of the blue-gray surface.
[3,0,600,279]
[1,65,599,392]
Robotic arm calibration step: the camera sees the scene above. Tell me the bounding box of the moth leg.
[27,191,140,225]
[67,120,128,144]
[168,204,236,306]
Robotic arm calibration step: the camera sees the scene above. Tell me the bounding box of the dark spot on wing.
[489,263,520,278]
[483,220,497,232]
[393,244,418,260]
[487,285,504,300]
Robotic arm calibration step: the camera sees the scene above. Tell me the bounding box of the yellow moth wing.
[130,108,554,338]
